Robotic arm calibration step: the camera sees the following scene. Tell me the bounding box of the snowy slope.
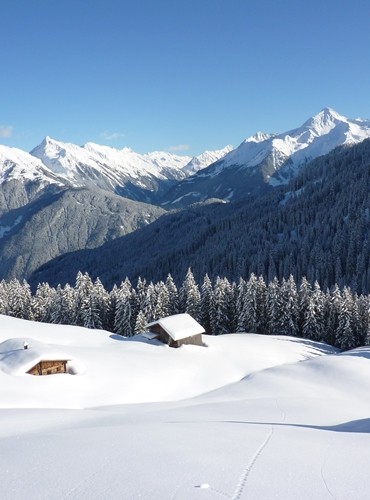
[0,314,335,408]
[1,315,370,499]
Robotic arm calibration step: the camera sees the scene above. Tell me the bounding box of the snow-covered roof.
[146,314,205,341]
[0,338,72,376]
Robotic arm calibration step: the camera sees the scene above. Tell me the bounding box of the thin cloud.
[167,144,190,152]
[100,131,125,141]
[0,125,13,138]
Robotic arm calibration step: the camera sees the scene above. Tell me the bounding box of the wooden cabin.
[27,360,68,376]
[146,313,205,348]
[0,338,72,376]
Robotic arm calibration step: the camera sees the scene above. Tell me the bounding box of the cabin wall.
[172,334,203,348]
[148,324,203,348]
[27,360,68,376]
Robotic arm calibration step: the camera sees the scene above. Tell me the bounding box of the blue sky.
[1,0,370,155]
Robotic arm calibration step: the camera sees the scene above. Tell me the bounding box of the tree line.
[1,270,369,351]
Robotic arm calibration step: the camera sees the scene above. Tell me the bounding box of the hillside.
[0,186,165,281]
[30,139,370,294]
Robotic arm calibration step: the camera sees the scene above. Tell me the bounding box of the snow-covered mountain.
[181,146,233,176]
[0,145,66,190]
[161,108,370,206]
[28,138,229,203]
[29,137,189,202]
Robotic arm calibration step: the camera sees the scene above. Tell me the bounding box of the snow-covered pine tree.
[114,279,133,336]
[143,282,157,323]
[6,279,33,320]
[235,277,247,332]
[298,277,312,335]
[226,279,238,333]
[210,276,229,335]
[200,274,213,334]
[166,274,179,315]
[32,282,56,322]
[154,281,170,320]
[107,284,119,332]
[0,281,7,315]
[50,285,70,324]
[355,294,370,347]
[73,272,94,326]
[93,278,110,330]
[266,277,282,335]
[279,275,298,336]
[179,268,201,321]
[302,281,325,341]
[336,287,356,350]
[239,273,258,333]
[256,275,268,334]
[81,291,103,330]
[134,310,147,334]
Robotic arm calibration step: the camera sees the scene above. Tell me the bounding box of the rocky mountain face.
[160,108,370,207]
[0,184,165,282]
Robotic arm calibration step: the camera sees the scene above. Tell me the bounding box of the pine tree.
[73,272,94,326]
[32,282,55,322]
[298,277,312,335]
[143,283,157,323]
[166,274,179,315]
[236,277,247,332]
[134,310,147,334]
[200,274,213,334]
[302,281,324,341]
[279,275,298,336]
[154,281,170,320]
[114,279,133,336]
[81,291,103,329]
[239,273,258,333]
[93,278,110,330]
[210,277,229,335]
[266,277,282,335]
[256,275,268,334]
[336,287,356,349]
[179,268,201,321]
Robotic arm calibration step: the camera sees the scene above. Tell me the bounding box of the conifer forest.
[1,270,368,351]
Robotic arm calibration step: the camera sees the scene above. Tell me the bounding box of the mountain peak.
[245,131,273,144]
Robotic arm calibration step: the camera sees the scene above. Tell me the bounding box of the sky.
[1,0,370,156]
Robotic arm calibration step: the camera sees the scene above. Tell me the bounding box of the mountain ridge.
[160,108,370,206]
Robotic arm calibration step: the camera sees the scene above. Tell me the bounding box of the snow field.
[1,315,370,499]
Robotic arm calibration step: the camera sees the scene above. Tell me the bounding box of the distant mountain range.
[1,108,370,286]
[161,108,370,206]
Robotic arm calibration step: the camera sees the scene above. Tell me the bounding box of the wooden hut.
[146,313,205,348]
[0,338,72,376]
[27,360,68,376]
